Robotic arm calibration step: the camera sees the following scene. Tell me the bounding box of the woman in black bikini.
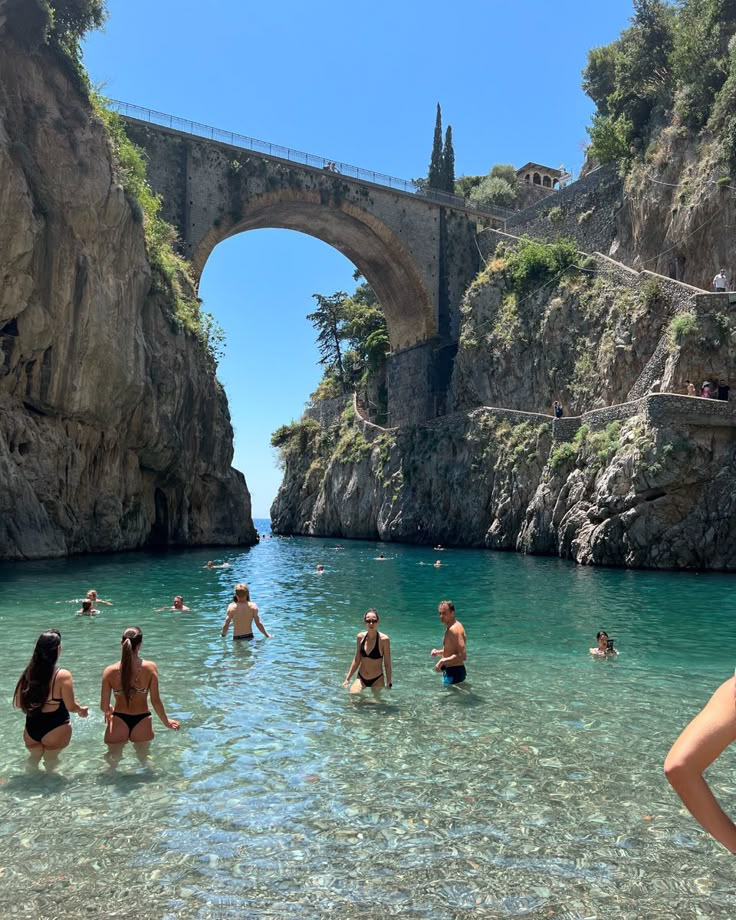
[100,627,180,759]
[343,608,392,694]
[14,628,88,761]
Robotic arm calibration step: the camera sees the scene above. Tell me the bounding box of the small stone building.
[516,163,563,189]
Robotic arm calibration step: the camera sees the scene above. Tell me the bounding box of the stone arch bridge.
[116,103,504,424]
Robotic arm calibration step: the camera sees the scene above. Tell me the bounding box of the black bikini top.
[360,631,383,660]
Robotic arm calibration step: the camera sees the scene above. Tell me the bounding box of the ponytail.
[119,627,142,701]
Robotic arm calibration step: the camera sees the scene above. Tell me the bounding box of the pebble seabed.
[0,531,734,919]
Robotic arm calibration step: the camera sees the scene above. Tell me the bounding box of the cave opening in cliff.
[148,488,170,548]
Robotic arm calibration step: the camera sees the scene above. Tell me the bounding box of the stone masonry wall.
[504,164,623,255]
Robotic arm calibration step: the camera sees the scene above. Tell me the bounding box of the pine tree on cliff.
[307,292,348,391]
[427,103,444,190]
[441,125,455,193]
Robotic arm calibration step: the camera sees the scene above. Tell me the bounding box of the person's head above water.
[234,583,250,602]
[206,561,214,568]
[364,608,379,628]
[173,596,185,609]
[15,629,62,713]
[81,600,93,612]
[86,589,98,601]
[596,630,610,650]
[438,599,455,623]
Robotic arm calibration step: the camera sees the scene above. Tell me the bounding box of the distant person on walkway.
[431,600,467,685]
[76,599,98,616]
[664,675,736,852]
[718,380,730,401]
[343,608,391,693]
[685,380,696,397]
[713,270,729,292]
[701,381,716,399]
[554,401,564,418]
[156,596,190,612]
[590,630,618,658]
[14,629,88,762]
[101,627,180,761]
[221,583,272,641]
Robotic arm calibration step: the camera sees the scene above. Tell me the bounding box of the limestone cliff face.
[271,395,736,569]
[0,31,255,558]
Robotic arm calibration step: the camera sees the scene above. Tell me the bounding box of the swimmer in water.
[155,596,190,612]
[316,564,325,574]
[221,583,272,641]
[101,626,180,764]
[343,608,392,693]
[76,599,99,616]
[431,600,467,686]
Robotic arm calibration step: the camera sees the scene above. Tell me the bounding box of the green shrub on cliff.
[271,419,323,469]
[668,311,698,348]
[505,237,579,293]
[90,93,225,370]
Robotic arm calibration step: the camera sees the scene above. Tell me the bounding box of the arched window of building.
[524,173,530,183]
[533,173,541,185]
[542,175,551,188]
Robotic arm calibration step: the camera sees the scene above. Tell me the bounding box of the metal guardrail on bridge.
[108,100,513,223]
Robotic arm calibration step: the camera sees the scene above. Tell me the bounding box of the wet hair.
[82,600,93,611]
[364,607,379,622]
[439,600,455,613]
[87,589,97,599]
[596,631,609,640]
[14,629,62,713]
[235,583,250,602]
[120,627,143,701]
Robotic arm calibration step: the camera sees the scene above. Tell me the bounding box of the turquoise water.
[1,521,736,918]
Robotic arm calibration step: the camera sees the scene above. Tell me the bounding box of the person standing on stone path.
[713,269,728,292]
[685,380,696,397]
[14,628,88,766]
[665,674,736,853]
[431,600,467,685]
[221,583,272,641]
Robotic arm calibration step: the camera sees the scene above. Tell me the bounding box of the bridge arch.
[192,188,436,351]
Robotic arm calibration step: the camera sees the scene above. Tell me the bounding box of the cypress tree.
[441,125,455,193]
[427,103,444,190]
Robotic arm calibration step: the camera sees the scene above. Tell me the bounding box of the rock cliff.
[0,22,255,558]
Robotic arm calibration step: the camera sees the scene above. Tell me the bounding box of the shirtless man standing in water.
[221,583,272,641]
[431,599,467,685]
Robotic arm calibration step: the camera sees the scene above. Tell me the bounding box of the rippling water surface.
[1,522,736,918]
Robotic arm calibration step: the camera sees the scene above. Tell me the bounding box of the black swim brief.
[441,665,467,685]
[233,633,254,641]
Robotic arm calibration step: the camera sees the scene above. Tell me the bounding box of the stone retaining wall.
[303,396,349,427]
[504,164,623,255]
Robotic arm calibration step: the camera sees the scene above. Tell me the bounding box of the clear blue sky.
[83,0,635,517]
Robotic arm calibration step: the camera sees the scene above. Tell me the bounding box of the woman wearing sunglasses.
[343,608,392,694]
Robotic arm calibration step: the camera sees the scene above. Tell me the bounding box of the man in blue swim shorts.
[430,599,467,685]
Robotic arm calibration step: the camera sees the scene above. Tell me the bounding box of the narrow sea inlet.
[1,524,734,918]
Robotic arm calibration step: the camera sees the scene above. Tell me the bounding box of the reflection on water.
[1,525,735,917]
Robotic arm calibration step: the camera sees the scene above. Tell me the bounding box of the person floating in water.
[203,560,231,569]
[156,596,190,612]
[221,583,272,640]
[375,553,386,561]
[343,608,392,693]
[86,589,112,606]
[101,627,180,764]
[316,564,325,574]
[664,674,736,852]
[14,629,88,766]
[431,600,467,685]
[76,599,99,616]
[589,631,618,658]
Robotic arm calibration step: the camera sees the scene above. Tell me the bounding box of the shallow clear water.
[1,522,736,918]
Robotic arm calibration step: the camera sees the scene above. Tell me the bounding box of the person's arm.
[664,677,736,852]
[343,637,362,687]
[100,667,114,725]
[97,599,113,606]
[382,636,392,687]
[58,669,88,717]
[253,606,271,638]
[148,664,180,730]
[221,607,233,637]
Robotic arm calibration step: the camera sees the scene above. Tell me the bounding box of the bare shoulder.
[56,668,72,681]
[379,632,390,643]
[251,602,259,613]
[142,659,159,675]
[358,631,367,640]
[101,663,117,678]
[451,621,465,635]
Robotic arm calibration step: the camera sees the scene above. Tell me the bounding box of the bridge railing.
[108,99,514,223]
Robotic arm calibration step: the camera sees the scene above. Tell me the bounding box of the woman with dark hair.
[14,629,88,758]
[100,627,179,758]
[343,608,392,694]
